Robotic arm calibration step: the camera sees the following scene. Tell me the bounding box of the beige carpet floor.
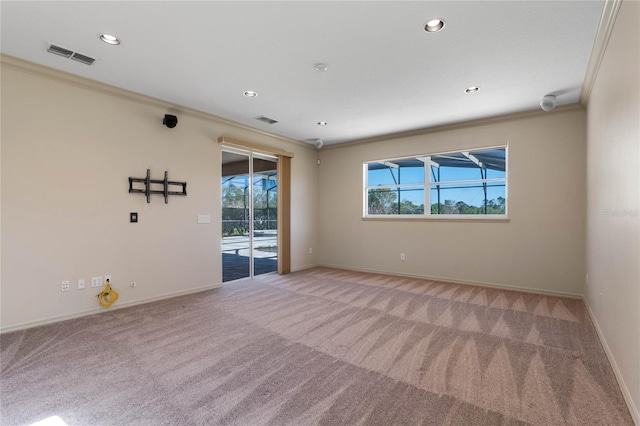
[1,267,634,425]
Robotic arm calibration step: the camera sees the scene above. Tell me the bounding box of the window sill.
[362,215,510,223]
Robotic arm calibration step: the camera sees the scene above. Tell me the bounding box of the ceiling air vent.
[47,43,95,65]
[47,44,73,58]
[254,115,278,125]
[71,52,95,65]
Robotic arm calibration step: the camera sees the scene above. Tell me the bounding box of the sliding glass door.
[221,150,278,282]
[252,155,278,277]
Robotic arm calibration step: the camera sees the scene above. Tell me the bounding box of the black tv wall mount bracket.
[128,169,187,204]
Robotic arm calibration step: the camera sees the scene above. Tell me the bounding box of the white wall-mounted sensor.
[540,95,556,112]
[315,138,324,149]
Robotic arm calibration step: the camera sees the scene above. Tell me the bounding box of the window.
[364,146,507,217]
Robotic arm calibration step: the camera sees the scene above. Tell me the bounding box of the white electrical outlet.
[400,253,406,261]
[91,276,103,288]
[77,279,85,290]
[104,275,112,284]
[61,280,70,292]
[131,282,137,288]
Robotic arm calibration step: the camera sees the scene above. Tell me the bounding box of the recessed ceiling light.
[424,19,445,33]
[314,63,328,72]
[317,121,328,126]
[99,34,121,45]
[243,91,258,97]
[465,86,480,94]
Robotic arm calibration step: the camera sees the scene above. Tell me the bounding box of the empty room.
[1,1,638,425]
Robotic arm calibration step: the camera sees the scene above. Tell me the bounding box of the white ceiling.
[1,1,604,146]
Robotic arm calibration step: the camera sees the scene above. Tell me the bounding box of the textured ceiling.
[1,1,604,145]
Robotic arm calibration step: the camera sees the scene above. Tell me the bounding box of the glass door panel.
[252,156,278,276]
[221,151,250,282]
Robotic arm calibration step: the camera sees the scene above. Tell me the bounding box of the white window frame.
[363,145,508,220]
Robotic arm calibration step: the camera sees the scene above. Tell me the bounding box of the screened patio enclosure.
[366,147,507,216]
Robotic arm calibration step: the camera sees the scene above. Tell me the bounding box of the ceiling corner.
[579,0,623,107]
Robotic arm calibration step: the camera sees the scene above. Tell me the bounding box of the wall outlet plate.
[104,275,112,284]
[197,214,211,224]
[91,276,103,288]
[61,280,70,292]
[77,279,85,290]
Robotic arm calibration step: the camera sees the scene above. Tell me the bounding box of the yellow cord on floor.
[98,279,119,308]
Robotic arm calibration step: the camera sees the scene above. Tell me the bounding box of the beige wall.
[0,61,318,331]
[318,108,587,296]
[586,0,639,421]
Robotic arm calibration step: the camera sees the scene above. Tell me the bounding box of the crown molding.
[323,103,584,150]
[1,53,590,152]
[579,0,622,107]
[0,54,314,151]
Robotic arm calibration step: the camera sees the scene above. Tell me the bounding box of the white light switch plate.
[197,215,211,224]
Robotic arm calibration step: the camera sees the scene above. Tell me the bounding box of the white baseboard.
[291,263,319,273]
[583,298,639,425]
[317,263,583,299]
[0,282,223,334]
